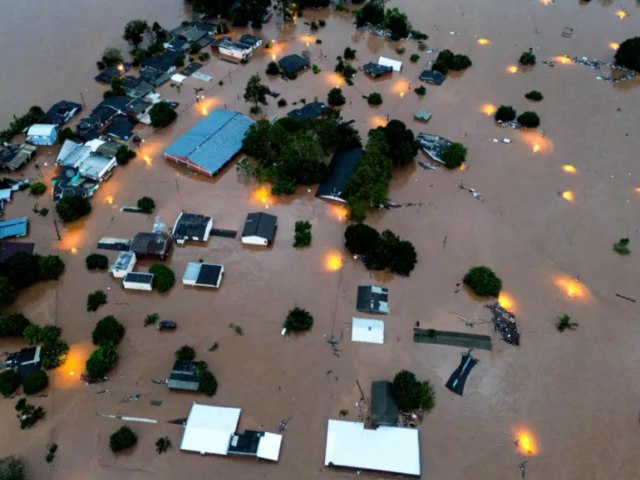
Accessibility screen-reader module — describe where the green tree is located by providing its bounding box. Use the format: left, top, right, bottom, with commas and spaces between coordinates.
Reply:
110, 75, 125, 96
41, 338, 69, 370
156, 437, 172, 454
517, 111, 540, 128
463, 266, 502, 297
149, 264, 175, 293
175, 345, 196, 362
1, 252, 39, 289
284, 306, 314, 332
123, 20, 149, 47
410, 53, 420, 63
327, 87, 346, 107
367, 93, 383, 105
29, 182, 46, 196
87, 290, 107, 312
293, 220, 312, 247
613, 238, 630, 255
85, 342, 118, 380
86, 254, 108, 270
556, 314, 578, 332
615, 37, 640, 72
92, 316, 125, 346
0, 278, 18, 308
414, 85, 426, 95
384, 7, 410, 39
0, 313, 30, 337
115, 145, 136, 166
38, 255, 65, 281
198, 370, 218, 396
344, 223, 380, 256
442, 142, 467, 170
375, 120, 417, 166
525, 90, 543, 101
137, 196, 155, 213
266, 61, 280, 75
519, 51, 536, 66
57, 127, 75, 144
0, 370, 20, 397
149, 102, 177, 128
244, 74, 269, 114
174, 54, 185, 68
495, 105, 516, 123
22, 369, 48, 395
0, 455, 26, 480
56, 195, 91, 222
355, 0, 385, 27
110, 426, 138, 453
343, 47, 356, 60
23, 324, 43, 345
392, 370, 436, 412
101, 47, 123, 67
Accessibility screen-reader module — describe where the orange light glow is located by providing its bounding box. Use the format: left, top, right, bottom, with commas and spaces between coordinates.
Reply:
554, 275, 590, 300
459, 164, 466, 171
553, 55, 573, 65
328, 204, 348, 221
251, 185, 274, 208
615, 9, 628, 19
392, 79, 410, 96
498, 292, 516, 312
53, 343, 93, 389
271, 53, 276, 61
369, 115, 387, 128
609, 42, 620, 50
324, 251, 343, 271
481, 103, 496, 116
143, 155, 152, 166
514, 428, 539, 456
70, 247, 78, 255
519, 130, 553, 154
324, 72, 345, 88
507, 65, 518, 74
105, 195, 114, 205
561, 190, 574, 202
532, 144, 541, 153
477, 38, 490, 45
562, 164, 576, 174
539, 0, 553, 4
635, 187, 640, 194
196, 96, 219, 116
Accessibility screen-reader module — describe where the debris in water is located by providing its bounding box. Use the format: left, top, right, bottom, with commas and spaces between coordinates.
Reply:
487, 303, 520, 346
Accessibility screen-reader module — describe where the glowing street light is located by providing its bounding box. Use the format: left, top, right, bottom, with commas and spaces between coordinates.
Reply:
561, 191, 574, 202
477, 38, 490, 45
481, 103, 497, 116
615, 9, 628, 19
562, 164, 576, 174
609, 42, 620, 50
507, 65, 518, 74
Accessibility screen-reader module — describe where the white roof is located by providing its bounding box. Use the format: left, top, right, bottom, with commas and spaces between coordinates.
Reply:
171, 73, 188, 84
257, 432, 283, 461
378, 56, 402, 72
27, 124, 57, 136
324, 420, 420, 476
180, 403, 241, 455
0, 189, 11, 202
351, 318, 384, 344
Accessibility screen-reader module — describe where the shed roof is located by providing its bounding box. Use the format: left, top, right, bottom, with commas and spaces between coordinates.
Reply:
287, 102, 328, 120
242, 212, 277, 242
0, 241, 35, 262
27, 124, 57, 137
371, 381, 398, 426
356, 285, 389, 315
315, 148, 363, 202
278, 54, 310, 74
130, 232, 172, 257
172, 212, 212, 241
351, 318, 384, 344
324, 420, 420, 476
164, 110, 254, 176
123, 272, 154, 284
181, 403, 242, 455
0, 217, 28, 240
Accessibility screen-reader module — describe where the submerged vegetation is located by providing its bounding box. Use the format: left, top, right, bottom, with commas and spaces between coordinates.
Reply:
463, 266, 502, 297
432, 49, 472, 75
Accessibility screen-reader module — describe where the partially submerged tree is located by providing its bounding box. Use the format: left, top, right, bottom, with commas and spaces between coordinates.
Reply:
615, 37, 640, 72
156, 437, 172, 454
29, 182, 46, 196
463, 266, 502, 297
293, 220, 312, 247
284, 307, 314, 332
0, 456, 26, 480
198, 370, 218, 396
0, 370, 20, 397
519, 51, 536, 66
244, 74, 269, 114
110, 426, 138, 453
86, 254, 108, 270
367, 93, 383, 105
495, 105, 516, 123
137, 196, 155, 213
92, 316, 125, 346
123, 20, 150, 47
115, 145, 136, 166
101, 47, 123, 67
613, 238, 630, 255
525, 90, 543, 102
149, 264, 175, 293
392, 370, 436, 412
85, 342, 118, 380
327, 87, 346, 107
22, 369, 48, 395
87, 290, 107, 312
56, 195, 91, 222
175, 345, 196, 362
517, 111, 540, 128
556, 314, 578, 332
442, 142, 467, 170
375, 119, 417, 166
149, 102, 177, 128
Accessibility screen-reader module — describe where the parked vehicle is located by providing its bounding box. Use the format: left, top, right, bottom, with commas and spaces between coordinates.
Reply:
158, 320, 177, 331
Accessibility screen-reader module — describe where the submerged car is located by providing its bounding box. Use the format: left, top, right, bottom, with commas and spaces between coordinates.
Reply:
158, 320, 177, 331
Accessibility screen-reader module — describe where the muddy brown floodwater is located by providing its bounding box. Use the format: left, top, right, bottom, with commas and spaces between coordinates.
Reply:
1, 0, 640, 479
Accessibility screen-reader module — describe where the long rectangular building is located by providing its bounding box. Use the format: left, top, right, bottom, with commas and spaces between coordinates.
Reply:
164, 110, 254, 177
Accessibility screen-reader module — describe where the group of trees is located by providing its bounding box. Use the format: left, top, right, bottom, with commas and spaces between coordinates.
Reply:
343, 120, 416, 221
525, 90, 543, 102
355, 1, 426, 40
86, 316, 125, 381
335, 56, 357, 84
327, 87, 346, 107
344, 223, 418, 276
244, 74, 270, 113
0, 105, 46, 144
29, 182, 46, 196
293, 220, 312, 248
494, 105, 540, 128
56, 195, 92, 222
23, 324, 69, 370
137, 196, 156, 213
110, 426, 138, 453
0, 456, 26, 480
392, 370, 436, 412
519, 50, 536, 66
0, 252, 65, 308
87, 290, 107, 312
86, 254, 108, 271
366, 93, 383, 105
432, 49, 472, 75
240, 116, 361, 195
174, 346, 218, 396
116, 145, 137, 166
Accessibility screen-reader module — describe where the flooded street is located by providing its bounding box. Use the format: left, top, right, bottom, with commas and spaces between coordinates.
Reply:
1, 0, 640, 479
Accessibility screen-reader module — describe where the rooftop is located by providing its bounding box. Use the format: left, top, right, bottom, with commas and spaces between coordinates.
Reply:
130, 232, 172, 258
164, 110, 254, 176
168, 361, 201, 391
183, 262, 224, 288
363, 62, 393, 78
371, 381, 398, 426
181, 403, 242, 455
241, 212, 277, 242
123, 272, 154, 284
45, 100, 82, 125
26, 124, 57, 137
278, 54, 310, 74
0, 241, 35, 263
0, 144, 37, 171
419, 70, 446, 85
315, 148, 363, 203
0, 217, 28, 240
287, 102, 329, 120
351, 317, 384, 344
356, 285, 389, 315
172, 212, 213, 242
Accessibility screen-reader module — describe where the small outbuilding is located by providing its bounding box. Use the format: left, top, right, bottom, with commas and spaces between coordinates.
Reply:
26, 124, 58, 146
378, 56, 402, 72
356, 285, 389, 315
0, 217, 28, 240
241, 212, 277, 246
316, 148, 363, 203
0, 144, 37, 171
414, 110, 432, 122
122, 272, 154, 291
351, 318, 384, 344
363, 62, 393, 78
237, 34, 262, 50
130, 232, 172, 260
5, 346, 42, 381
278, 54, 310, 74
419, 70, 446, 85
172, 212, 213, 245
183, 262, 224, 288
370, 381, 399, 427
109, 251, 137, 278
168, 361, 201, 391
287, 102, 329, 120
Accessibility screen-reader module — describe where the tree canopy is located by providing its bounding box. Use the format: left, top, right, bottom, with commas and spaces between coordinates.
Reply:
124, 20, 150, 47
115, 145, 136, 165
519, 51, 536, 66
87, 290, 107, 312
110, 426, 138, 453
198, 370, 218, 396
374, 120, 417, 166
0, 455, 26, 480
327, 87, 346, 107
149, 102, 177, 128
525, 90, 543, 102
0, 370, 20, 397
149, 264, 175, 293
392, 370, 436, 412
175, 345, 196, 362
442, 142, 468, 170
86, 342, 118, 380
284, 307, 314, 332
244, 74, 269, 113
432, 49, 472, 74
615, 37, 640, 72
86, 254, 108, 270
137, 196, 155, 213
56, 195, 91, 222
92, 316, 125, 346
517, 111, 540, 128
22, 369, 48, 395
0, 314, 30, 337
495, 105, 516, 123
463, 266, 502, 297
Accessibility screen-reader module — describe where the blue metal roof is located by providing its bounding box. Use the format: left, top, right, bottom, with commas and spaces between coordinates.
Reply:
164, 110, 254, 175
0, 217, 28, 240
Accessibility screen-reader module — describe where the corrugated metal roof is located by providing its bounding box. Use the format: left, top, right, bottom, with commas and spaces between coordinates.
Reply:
164, 110, 254, 175
0, 217, 28, 239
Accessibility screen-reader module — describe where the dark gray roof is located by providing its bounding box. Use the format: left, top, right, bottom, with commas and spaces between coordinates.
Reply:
105, 116, 134, 140
315, 148, 363, 202
126, 97, 152, 116
124, 272, 154, 284
182, 62, 203, 76
130, 232, 172, 258
228, 430, 264, 456
278, 54, 310, 74
363, 62, 393, 78
46, 101, 82, 125
0, 241, 35, 262
242, 212, 277, 242
419, 70, 446, 85
0, 144, 37, 171
287, 102, 328, 120
168, 360, 200, 391
172, 212, 212, 241
371, 381, 398, 426
5, 346, 41, 381
53, 166, 95, 201
356, 285, 389, 315
95, 66, 121, 84
196, 264, 223, 286
238, 34, 261, 48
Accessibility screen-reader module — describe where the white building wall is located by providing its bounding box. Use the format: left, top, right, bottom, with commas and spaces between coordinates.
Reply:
241, 235, 268, 246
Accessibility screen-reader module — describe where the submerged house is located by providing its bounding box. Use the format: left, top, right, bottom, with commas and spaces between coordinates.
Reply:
370, 381, 398, 427
356, 285, 389, 315
164, 110, 254, 177
241, 212, 277, 246
109, 251, 137, 278
351, 318, 385, 345
45, 100, 82, 125
378, 56, 402, 72
122, 272, 154, 291
0, 217, 28, 240
5, 346, 42, 381
130, 231, 172, 260
419, 70, 446, 86
315, 148, 363, 203
55, 139, 117, 184
278, 54, 310, 75
168, 361, 201, 391
140, 53, 177, 87
26, 124, 58, 146
123, 76, 154, 99
172, 212, 213, 245
183, 262, 224, 288
417, 133, 453, 165
287, 102, 329, 120
76, 96, 129, 140
0, 144, 37, 171
363, 62, 393, 78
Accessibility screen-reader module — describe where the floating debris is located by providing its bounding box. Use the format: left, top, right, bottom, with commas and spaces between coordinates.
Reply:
487, 303, 520, 346
418, 161, 437, 170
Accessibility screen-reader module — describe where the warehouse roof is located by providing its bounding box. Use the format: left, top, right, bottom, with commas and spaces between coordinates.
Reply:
0, 217, 28, 240
164, 110, 254, 176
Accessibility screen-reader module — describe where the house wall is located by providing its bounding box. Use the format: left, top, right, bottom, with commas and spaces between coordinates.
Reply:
165, 154, 214, 177
219, 46, 250, 60
123, 280, 153, 291
28, 131, 57, 146
242, 235, 268, 246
